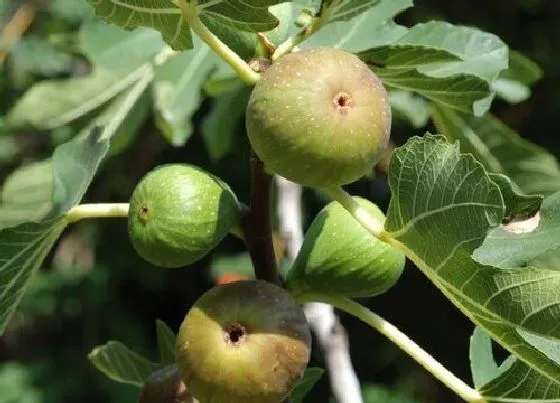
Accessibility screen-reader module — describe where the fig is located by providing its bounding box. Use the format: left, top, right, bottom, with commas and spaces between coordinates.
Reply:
246, 47, 391, 188
287, 197, 405, 298
175, 280, 312, 403
138, 364, 194, 403
128, 164, 241, 268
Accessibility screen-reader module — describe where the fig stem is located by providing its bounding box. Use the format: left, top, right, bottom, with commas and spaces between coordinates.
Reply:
297, 293, 487, 403
271, 2, 337, 61
323, 186, 386, 239
242, 152, 282, 285
66, 203, 129, 223
178, 3, 260, 85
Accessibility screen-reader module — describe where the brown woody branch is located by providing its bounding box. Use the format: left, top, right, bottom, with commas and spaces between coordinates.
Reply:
242, 150, 281, 286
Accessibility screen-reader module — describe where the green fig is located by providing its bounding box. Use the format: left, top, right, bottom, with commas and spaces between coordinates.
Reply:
287, 197, 405, 298
138, 364, 194, 403
246, 47, 391, 188
175, 280, 312, 403
128, 164, 241, 268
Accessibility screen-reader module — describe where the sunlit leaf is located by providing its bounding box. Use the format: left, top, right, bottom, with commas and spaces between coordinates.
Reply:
385, 135, 560, 388
470, 326, 560, 402
88, 341, 161, 386
303, 0, 411, 51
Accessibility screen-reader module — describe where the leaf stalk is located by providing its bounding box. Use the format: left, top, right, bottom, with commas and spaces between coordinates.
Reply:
66, 203, 129, 222
179, 3, 260, 85
297, 293, 487, 403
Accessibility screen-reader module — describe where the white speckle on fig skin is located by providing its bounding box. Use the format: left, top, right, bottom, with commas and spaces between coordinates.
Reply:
246, 47, 391, 187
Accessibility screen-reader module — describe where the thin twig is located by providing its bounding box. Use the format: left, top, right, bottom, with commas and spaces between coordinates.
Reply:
0, 2, 37, 66
242, 151, 281, 285
275, 176, 364, 403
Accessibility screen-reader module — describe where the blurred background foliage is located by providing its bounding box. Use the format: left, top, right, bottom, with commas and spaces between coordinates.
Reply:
0, 0, 559, 402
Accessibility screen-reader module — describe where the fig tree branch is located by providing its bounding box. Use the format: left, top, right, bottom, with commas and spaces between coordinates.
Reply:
275, 176, 364, 403
0, 2, 37, 66
242, 152, 281, 285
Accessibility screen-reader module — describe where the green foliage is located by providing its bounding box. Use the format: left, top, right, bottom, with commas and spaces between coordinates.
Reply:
291, 368, 324, 403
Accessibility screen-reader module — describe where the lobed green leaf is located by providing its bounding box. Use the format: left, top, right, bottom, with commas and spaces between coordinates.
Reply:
385, 135, 560, 387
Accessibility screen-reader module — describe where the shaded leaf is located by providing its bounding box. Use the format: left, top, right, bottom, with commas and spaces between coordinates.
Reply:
362, 383, 419, 403
153, 39, 218, 146
7, 23, 161, 131
290, 367, 324, 403
156, 320, 176, 365
501, 49, 543, 86
375, 68, 490, 115
0, 161, 53, 230
79, 19, 164, 70
11, 36, 73, 76
0, 218, 68, 335
5, 68, 143, 130
389, 90, 430, 128
201, 87, 250, 161
88, 341, 161, 387
432, 104, 560, 195
49, 0, 93, 22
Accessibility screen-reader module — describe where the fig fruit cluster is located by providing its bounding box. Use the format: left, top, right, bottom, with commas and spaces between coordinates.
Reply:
128, 164, 241, 268
175, 280, 311, 403
246, 47, 391, 188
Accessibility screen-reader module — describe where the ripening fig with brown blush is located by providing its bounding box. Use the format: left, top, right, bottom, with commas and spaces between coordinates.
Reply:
246, 47, 391, 188
175, 280, 311, 403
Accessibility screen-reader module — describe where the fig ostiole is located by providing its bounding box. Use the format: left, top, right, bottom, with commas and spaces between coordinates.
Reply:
246, 47, 391, 188
138, 364, 194, 403
175, 280, 312, 403
286, 197, 405, 298
128, 164, 241, 268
